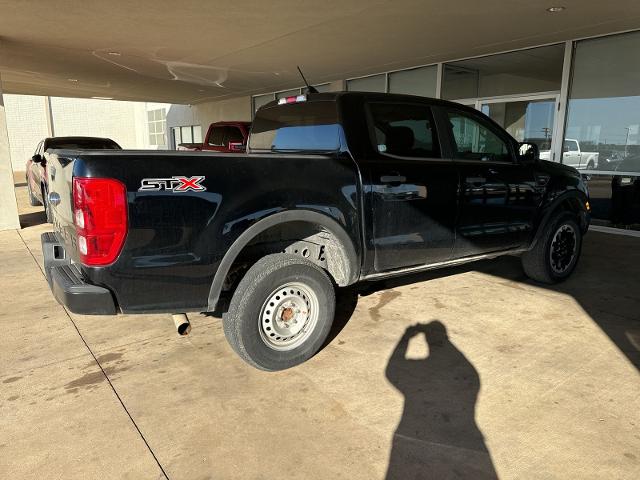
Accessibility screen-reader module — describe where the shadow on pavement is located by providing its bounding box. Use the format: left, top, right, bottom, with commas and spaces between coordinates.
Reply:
385, 322, 498, 480
331, 231, 638, 479
19, 210, 48, 228
354, 231, 640, 370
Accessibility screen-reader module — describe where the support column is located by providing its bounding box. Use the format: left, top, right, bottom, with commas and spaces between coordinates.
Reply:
0, 75, 21, 230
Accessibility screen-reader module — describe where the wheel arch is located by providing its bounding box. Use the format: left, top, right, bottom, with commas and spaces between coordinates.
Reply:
207, 210, 360, 311
530, 190, 589, 250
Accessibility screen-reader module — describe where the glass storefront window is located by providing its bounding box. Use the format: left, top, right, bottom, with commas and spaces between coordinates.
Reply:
565, 31, 640, 174
312, 83, 332, 93
442, 65, 478, 100
442, 44, 564, 100
481, 98, 556, 154
388, 66, 437, 97
253, 94, 275, 113
276, 89, 302, 99
347, 74, 386, 93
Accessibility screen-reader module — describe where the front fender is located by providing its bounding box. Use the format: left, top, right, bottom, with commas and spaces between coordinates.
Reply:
529, 190, 590, 250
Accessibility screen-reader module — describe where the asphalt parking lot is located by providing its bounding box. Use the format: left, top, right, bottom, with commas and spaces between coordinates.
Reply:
2, 181, 639, 480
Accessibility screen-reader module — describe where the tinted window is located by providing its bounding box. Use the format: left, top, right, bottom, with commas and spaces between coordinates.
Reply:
225, 127, 244, 144
209, 127, 225, 146
447, 110, 510, 162
45, 138, 121, 150
368, 103, 440, 158
249, 101, 341, 152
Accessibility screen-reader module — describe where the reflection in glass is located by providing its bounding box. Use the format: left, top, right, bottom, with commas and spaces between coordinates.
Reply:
565, 31, 640, 175
481, 99, 555, 156
565, 31, 640, 228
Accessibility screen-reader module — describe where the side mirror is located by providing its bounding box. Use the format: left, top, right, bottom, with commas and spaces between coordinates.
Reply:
32, 154, 43, 163
228, 141, 245, 152
518, 142, 539, 163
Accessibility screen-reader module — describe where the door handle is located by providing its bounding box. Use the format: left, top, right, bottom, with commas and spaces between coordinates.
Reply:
380, 175, 407, 185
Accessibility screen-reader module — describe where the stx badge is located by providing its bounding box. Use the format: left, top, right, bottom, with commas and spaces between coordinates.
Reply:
139, 176, 206, 192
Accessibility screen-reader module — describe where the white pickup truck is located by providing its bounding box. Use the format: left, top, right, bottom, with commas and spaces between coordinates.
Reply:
539, 139, 599, 170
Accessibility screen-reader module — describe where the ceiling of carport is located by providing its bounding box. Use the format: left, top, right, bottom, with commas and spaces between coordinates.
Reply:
0, 0, 639, 104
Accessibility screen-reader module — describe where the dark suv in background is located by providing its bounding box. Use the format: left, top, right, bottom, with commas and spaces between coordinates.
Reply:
26, 136, 121, 221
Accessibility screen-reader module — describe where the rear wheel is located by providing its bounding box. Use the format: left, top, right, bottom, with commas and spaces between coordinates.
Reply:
521, 212, 582, 284
223, 253, 335, 371
27, 178, 41, 206
42, 185, 53, 223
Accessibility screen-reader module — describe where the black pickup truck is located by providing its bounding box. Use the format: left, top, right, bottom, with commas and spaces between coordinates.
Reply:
42, 92, 590, 370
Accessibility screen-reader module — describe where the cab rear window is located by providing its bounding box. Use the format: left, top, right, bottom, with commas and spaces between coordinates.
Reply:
249, 101, 342, 152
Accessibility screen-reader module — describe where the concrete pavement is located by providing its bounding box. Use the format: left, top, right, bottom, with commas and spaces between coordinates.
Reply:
1, 181, 639, 479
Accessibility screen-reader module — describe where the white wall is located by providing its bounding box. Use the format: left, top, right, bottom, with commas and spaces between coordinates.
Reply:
4, 95, 50, 171
4, 95, 170, 171
49, 97, 140, 148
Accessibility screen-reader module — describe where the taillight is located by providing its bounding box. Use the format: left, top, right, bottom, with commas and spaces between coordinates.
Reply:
73, 177, 128, 266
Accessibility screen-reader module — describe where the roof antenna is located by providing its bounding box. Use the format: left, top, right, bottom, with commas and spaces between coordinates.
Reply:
297, 66, 319, 94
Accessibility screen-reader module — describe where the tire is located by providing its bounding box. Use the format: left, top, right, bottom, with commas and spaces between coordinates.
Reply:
27, 178, 41, 206
223, 253, 336, 371
42, 185, 53, 223
521, 212, 582, 284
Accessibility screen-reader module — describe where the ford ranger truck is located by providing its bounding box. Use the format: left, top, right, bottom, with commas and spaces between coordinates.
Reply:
42, 92, 590, 371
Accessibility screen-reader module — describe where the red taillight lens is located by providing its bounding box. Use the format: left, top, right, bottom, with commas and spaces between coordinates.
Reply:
73, 177, 128, 266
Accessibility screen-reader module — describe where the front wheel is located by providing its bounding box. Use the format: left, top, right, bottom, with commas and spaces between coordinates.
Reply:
223, 254, 336, 371
521, 212, 582, 284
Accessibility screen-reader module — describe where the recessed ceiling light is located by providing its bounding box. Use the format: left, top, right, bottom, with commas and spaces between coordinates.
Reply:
67, 78, 78, 82
546, 6, 566, 12
107, 51, 121, 56
91, 96, 113, 100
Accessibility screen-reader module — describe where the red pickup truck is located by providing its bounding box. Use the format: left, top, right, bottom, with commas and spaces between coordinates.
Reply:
177, 121, 251, 152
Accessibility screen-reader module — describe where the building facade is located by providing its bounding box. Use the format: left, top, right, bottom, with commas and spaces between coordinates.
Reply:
5, 95, 170, 172
167, 29, 640, 230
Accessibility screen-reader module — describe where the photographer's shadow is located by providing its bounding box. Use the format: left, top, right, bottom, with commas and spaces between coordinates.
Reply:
385, 321, 498, 480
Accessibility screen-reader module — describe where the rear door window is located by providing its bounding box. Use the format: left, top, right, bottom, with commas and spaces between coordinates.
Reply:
249, 101, 342, 152
367, 102, 440, 158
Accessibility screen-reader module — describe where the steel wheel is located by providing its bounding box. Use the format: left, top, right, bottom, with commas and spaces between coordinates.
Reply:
259, 282, 320, 351
549, 224, 577, 275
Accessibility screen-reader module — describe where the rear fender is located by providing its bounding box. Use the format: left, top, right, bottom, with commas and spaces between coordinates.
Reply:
206, 210, 360, 311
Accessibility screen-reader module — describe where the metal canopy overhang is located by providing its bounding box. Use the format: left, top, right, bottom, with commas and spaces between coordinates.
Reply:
0, 0, 639, 104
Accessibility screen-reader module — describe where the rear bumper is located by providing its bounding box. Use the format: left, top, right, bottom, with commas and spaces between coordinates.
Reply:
41, 232, 117, 315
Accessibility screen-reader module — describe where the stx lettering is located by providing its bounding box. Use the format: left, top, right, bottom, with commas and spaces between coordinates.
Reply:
139, 176, 206, 192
